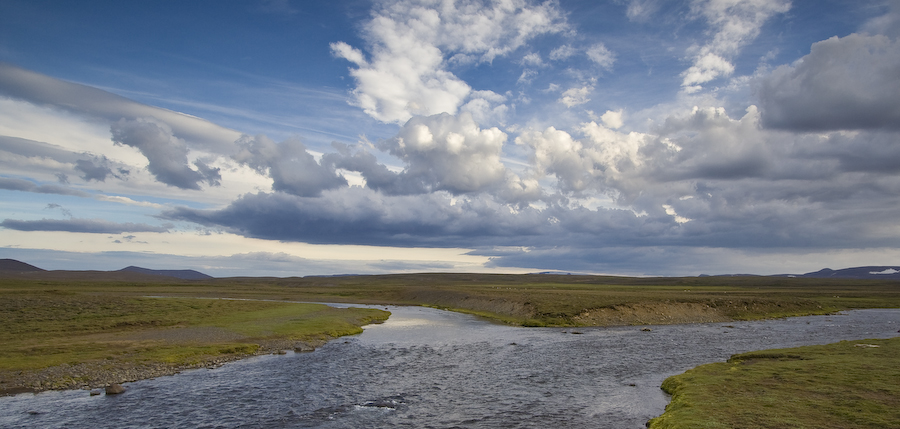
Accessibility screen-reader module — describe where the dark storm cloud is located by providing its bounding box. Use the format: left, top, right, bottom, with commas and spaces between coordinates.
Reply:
162, 188, 579, 247
111, 118, 220, 190
758, 33, 900, 131
0, 218, 170, 234
159, 182, 872, 252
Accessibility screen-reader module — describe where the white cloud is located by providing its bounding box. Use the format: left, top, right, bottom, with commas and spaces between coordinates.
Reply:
331, 0, 568, 124
681, 52, 735, 90
461, 90, 509, 125
559, 85, 593, 107
380, 112, 510, 194
329, 41, 367, 67
681, 0, 791, 91
521, 52, 544, 66
625, 0, 661, 22
600, 109, 625, 129
586, 43, 616, 70
549, 44, 577, 60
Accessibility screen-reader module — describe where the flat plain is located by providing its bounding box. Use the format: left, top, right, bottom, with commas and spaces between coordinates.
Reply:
1, 271, 898, 428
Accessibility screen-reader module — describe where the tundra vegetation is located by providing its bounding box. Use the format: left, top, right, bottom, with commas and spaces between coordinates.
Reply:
647, 337, 900, 428
1, 271, 898, 421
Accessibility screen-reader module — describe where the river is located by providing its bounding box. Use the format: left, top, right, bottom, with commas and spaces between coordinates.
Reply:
1, 306, 897, 428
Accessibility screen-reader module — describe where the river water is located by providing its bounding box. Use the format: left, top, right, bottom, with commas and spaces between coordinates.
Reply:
1, 307, 898, 428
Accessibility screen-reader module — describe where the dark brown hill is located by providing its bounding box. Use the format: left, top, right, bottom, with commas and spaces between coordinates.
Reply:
0, 259, 45, 272
118, 266, 212, 280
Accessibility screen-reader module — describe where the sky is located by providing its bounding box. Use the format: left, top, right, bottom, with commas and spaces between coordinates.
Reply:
1, 0, 900, 277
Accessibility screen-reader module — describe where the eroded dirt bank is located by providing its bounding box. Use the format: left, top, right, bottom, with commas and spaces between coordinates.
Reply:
572, 302, 732, 326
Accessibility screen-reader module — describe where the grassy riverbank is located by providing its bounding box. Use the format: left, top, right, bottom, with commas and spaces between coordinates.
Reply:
0, 282, 389, 394
209, 273, 900, 326
647, 337, 900, 428
1, 272, 898, 394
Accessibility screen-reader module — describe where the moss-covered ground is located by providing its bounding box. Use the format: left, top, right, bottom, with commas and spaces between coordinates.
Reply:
647, 337, 900, 428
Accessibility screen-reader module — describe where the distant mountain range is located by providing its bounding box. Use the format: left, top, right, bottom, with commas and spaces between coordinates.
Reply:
1, 258, 898, 280
776, 266, 900, 280
0, 259, 212, 280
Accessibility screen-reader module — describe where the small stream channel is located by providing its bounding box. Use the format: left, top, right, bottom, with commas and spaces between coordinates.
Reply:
1, 306, 898, 428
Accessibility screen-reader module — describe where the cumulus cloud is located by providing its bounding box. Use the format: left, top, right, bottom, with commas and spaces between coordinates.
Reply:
234, 134, 346, 197
681, 0, 791, 91
1, 218, 169, 234
516, 120, 650, 194
111, 118, 221, 190
157, 93, 900, 271
460, 90, 509, 125
600, 109, 624, 129
758, 33, 900, 131
379, 112, 510, 194
331, 0, 567, 123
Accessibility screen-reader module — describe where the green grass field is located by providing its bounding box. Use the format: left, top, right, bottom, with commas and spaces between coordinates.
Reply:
0, 280, 389, 392
203, 273, 900, 326
647, 337, 900, 428
0, 272, 897, 396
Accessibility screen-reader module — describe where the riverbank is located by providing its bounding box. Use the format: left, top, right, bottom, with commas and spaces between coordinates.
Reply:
0, 287, 389, 395
647, 336, 900, 428
209, 273, 900, 326
2, 273, 898, 395
0, 336, 335, 395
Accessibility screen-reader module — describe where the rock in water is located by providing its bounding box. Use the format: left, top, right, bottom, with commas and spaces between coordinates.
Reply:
294, 343, 315, 353
105, 383, 126, 395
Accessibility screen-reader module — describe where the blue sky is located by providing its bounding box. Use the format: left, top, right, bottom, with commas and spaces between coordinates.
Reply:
2, 0, 899, 277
